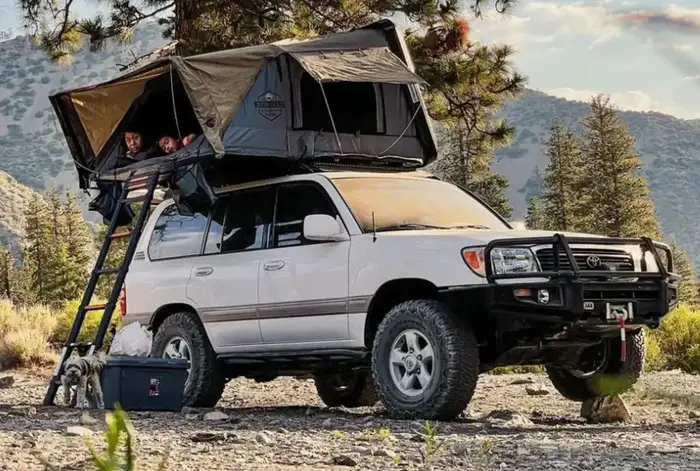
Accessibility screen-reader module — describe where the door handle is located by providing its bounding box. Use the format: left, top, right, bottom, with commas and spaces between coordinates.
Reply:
195, 266, 213, 277
263, 260, 286, 271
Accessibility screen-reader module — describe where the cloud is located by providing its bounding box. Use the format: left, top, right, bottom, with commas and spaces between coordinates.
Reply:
471, 1, 624, 48
544, 87, 699, 118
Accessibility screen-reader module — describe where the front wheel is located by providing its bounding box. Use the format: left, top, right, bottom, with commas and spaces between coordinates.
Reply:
314, 371, 378, 407
371, 299, 479, 421
151, 311, 226, 407
546, 329, 646, 401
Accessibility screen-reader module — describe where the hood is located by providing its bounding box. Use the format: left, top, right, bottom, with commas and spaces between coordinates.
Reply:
377, 227, 606, 245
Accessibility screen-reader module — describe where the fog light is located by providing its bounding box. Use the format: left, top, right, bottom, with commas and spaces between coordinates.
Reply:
537, 289, 550, 304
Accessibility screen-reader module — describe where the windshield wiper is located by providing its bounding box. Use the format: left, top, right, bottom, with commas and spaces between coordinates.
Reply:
450, 224, 491, 229
375, 223, 450, 232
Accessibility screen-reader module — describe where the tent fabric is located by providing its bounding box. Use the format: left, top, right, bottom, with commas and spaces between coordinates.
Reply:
71, 66, 169, 157
289, 48, 427, 84
50, 19, 438, 188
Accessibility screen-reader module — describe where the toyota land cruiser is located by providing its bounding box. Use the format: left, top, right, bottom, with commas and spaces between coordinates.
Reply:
122, 170, 678, 420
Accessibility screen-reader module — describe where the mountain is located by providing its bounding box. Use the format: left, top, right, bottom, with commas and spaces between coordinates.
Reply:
0, 24, 168, 217
0, 171, 38, 258
1, 27, 700, 270
492, 89, 700, 269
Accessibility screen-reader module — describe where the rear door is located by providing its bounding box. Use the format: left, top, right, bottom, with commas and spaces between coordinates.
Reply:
126, 203, 207, 326
258, 181, 351, 346
186, 185, 276, 351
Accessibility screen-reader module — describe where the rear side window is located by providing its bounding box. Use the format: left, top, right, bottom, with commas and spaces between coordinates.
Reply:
204, 186, 276, 254
148, 204, 208, 260
272, 183, 337, 248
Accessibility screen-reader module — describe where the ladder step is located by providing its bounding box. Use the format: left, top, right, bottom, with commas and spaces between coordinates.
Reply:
110, 231, 132, 239
66, 342, 93, 348
96, 267, 120, 275
84, 303, 107, 311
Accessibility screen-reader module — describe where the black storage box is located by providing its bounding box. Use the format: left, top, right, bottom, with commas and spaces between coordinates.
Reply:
100, 356, 189, 411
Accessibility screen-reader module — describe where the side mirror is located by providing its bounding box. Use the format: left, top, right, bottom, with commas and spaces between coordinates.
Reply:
303, 214, 347, 241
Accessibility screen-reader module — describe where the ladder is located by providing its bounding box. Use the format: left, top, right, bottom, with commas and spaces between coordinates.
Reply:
43, 171, 161, 406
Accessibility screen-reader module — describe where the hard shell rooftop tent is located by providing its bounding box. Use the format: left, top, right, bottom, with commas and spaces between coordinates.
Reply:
50, 19, 438, 190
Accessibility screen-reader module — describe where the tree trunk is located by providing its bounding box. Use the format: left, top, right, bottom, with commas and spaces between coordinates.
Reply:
175, 0, 202, 55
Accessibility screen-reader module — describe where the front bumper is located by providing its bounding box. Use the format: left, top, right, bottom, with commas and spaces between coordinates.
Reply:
483, 234, 679, 329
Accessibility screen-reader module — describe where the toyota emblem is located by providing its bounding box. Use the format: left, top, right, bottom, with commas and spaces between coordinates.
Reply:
586, 255, 602, 269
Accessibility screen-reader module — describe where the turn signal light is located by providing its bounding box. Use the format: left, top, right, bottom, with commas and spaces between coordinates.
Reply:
462, 248, 486, 276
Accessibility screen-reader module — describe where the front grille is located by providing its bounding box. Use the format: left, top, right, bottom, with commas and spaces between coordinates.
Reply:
536, 248, 634, 272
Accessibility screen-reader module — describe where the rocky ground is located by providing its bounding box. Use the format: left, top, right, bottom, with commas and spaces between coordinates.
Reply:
0, 370, 699, 470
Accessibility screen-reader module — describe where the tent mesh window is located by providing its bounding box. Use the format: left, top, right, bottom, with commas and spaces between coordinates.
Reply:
300, 73, 378, 135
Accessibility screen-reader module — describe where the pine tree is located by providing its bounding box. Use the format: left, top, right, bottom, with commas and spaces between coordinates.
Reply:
62, 191, 94, 300
579, 95, 660, 238
0, 245, 13, 299
23, 193, 70, 305
19, 1, 515, 61
537, 120, 585, 231
525, 196, 546, 230
669, 240, 698, 307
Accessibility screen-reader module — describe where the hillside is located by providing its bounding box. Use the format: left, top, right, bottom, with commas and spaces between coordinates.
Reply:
0, 23, 167, 214
1, 26, 700, 269
492, 89, 700, 269
0, 171, 38, 258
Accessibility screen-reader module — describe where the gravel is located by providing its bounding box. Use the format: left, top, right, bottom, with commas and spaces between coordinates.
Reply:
0, 370, 699, 470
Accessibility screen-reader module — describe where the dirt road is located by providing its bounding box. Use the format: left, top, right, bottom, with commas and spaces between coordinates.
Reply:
1, 370, 699, 470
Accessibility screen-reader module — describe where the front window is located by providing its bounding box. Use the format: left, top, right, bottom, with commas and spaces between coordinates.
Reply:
331, 177, 509, 232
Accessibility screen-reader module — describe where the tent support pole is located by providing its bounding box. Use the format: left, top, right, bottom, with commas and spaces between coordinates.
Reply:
319, 82, 344, 155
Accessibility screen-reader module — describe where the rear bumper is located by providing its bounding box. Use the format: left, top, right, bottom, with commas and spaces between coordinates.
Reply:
482, 234, 679, 329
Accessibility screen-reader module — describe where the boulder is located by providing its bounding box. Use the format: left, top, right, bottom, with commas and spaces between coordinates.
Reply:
581, 396, 631, 423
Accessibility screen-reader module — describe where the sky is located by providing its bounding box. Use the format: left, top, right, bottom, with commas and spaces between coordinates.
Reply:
3, 0, 700, 119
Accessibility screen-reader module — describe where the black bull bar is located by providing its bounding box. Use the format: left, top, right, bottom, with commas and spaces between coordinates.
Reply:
482, 234, 680, 324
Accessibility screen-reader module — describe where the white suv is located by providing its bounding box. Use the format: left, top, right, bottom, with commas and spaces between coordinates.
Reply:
123, 170, 677, 420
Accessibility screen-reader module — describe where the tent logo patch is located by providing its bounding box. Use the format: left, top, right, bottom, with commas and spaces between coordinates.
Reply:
255, 91, 285, 121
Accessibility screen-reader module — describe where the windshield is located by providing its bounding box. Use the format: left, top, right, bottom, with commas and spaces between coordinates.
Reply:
331, 177, 510, 232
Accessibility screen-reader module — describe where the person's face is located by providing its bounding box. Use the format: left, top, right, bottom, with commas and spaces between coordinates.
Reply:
159, 136, 180, 154
124, 132, 142, 154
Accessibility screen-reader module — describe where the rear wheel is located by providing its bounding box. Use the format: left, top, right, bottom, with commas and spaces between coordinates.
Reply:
546, 330, 645, 401
314, 371, 378, 407
371, 299, 479, 420
151, 311, 226, 407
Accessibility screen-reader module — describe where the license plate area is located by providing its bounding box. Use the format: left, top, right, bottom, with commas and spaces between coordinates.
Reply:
606, 302, 634, 322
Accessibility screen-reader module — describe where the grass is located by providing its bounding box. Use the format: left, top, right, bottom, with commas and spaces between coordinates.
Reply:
0, 297, 122, 369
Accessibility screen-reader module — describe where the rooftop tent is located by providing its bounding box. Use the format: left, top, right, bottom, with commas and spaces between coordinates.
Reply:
50, 19, 438, 189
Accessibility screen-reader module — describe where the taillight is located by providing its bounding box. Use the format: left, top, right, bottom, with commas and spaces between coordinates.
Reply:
119, 287, 127, 317
462, 247, 486, 277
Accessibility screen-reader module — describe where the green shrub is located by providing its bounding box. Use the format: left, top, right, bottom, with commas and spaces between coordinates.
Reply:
52, 299, 122, 348
646, 304, 700, 373
0, 299, 58, 368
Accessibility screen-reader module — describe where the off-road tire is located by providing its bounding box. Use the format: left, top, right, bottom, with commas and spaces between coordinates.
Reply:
371, 299, 479, 420
314, 371, 379, 407
151, 311, 226, 407
546, 329, 646, 401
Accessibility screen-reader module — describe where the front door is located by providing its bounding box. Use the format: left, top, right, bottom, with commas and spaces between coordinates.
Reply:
258, 182, 351, 346
186, 186, 276, 351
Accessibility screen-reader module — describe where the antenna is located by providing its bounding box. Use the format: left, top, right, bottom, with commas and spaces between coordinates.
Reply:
372, 211, 377, 243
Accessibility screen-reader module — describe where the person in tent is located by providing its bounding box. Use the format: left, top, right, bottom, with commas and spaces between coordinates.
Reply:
114, 129, 162, 168
158, 133, 198, 154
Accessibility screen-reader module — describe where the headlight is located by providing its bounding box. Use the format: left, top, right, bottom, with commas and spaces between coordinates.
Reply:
491, 247, 539, 274
462, 247, 540, 277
